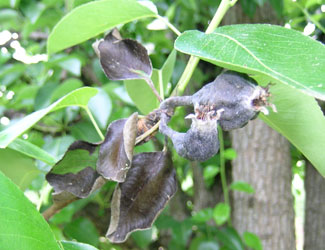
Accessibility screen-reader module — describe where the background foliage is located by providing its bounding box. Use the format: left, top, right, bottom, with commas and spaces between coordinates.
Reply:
0, 0, 324, 249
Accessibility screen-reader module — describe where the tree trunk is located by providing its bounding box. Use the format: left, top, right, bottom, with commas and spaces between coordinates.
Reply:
223, 3, 296, 250
231, 119, 295, 250
304, 162, 325, 250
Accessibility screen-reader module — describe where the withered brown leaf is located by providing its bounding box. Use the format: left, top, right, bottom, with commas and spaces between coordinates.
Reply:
97, 113, 138, 182
94, 29, 152, 80
106, 151, 177, 243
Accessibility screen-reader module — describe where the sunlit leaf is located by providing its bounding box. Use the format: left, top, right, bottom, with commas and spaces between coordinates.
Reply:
97, 113, 138, 182
47, 0, 157, 55
175, 25, 325, 100
0, 171, 61, 250
107, 152, 177, 243
261, 84, 325, 177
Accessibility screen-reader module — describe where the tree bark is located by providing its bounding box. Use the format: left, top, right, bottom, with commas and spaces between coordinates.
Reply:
222, 3, 296, 250
304, 162, 325, 250
231, 119, 295, 250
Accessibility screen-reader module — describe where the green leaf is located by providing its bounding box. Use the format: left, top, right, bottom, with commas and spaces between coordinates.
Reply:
88, 87, 112, 130
175, 24, 325, 100
243, 232, 263, 250
224, 148, 237, 160
125, 69, 160, 114
51, 148, 98, 174
213, 202, 230, 226
190, 236, 219, 250
191, 207, 213, 223
0, 171, 61, 250
8, 138, 57, 165
0, 148, 40, 190
203, 165, 220, 180
63, 217, 99, 247
230, 181, 255, 194
131, 228, 153, 249
0, 87, 98, 148
215, 227, 244, 250
51, 78, 83, 102
47, 0, 157, 55
161, 49, 177, 94
260, 83, 325, 177
61, 241, 99, 250
125, 50, 176, 114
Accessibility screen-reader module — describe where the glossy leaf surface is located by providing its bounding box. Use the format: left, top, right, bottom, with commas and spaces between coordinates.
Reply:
0, 171, 61, 250
175, 25, 325, 100
47, 0, 157, 54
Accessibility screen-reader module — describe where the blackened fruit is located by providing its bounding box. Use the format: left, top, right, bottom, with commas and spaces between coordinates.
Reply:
159, 108, 223, 162
192, 71, 272, 131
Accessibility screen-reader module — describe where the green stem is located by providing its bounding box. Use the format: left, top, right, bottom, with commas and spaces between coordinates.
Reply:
157, 15, 182, 36
85, 107, 105, 141
218, 126, 231, 226
172, 0, 238, 96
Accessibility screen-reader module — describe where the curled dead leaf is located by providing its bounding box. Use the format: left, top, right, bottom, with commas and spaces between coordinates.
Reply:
97, 113, 138, 182
106, 151, 177, 243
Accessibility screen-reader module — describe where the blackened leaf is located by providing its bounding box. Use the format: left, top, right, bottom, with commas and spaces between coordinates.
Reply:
95, 29, 152, 80
107, 151, 177, 243
46, 141, 105, 198
97, 113, 138, 182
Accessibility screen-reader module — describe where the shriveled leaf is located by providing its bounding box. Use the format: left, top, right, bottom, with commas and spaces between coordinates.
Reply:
175, 25, 325, 100
46, 141, 105, 198
95, 29, 152, 80
0, 87, 98, 148
47, 0, 157, 55
97, 113, 138, 182
107, 151, 177, 243
0, 171, 61, 250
